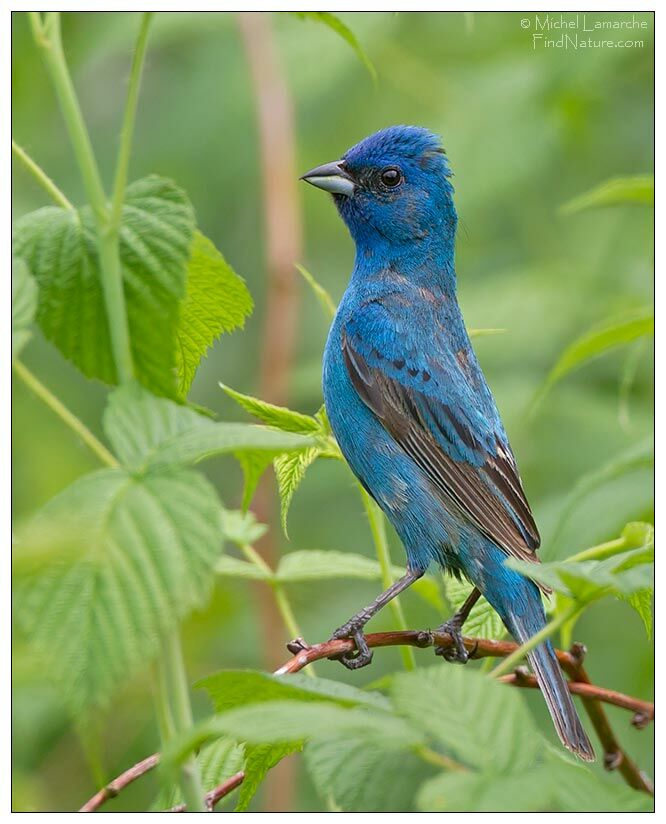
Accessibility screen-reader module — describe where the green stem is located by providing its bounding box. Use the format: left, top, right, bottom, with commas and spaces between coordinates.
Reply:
30, 11, 135, 383
109, 12, 153, 232
491, 604, 580, 678
13, 360, 119, 468
96, 235, 135, 383
240, 541, 272, 575
29, 13, 108, 222
154, 660, 177, 741
12, 139, 75, 210
240, 544, 316, 677
567, 537, 626, 564
157, 634, 206, 812
359, 487, 415, 671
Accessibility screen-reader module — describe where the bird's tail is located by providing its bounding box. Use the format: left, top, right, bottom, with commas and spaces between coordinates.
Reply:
510, 619, 595, 762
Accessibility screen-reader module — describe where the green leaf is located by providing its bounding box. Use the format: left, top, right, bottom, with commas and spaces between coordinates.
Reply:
195, 701, 421, 749
153, 737, 244, 810
216, 555, 271, 581
12, 257, 38, 359
236, 742, 301, 812
391, 666, 541, 772
103, 382, 203, 470
235, 449, 276, 511
175, 232, 253, 398
104, 382, 316, 471
220, 383, 321, 433
150, 423, 314, 470
532, 310, 654, 412
13, 176, 195, 397
295, 263, 336, 320
272, 549, 442, 609
548, 750, 653, 812
290, 12, 377, 81
417, 768, 556, 812
444, 576, 505, 639
197, 670, 390, 714
561, 175, 654, 214
305, 735, 432, 812
623, 588, 653, 638
274, 447, 321, 536
13, 466, 223, 709
419, 748, 654, 812
275, 549, 394, 583
508, 523, 654, 605
220, 509, 268, 546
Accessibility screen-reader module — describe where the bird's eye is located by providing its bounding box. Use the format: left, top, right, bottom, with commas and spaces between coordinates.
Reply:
380, 167, 402, 188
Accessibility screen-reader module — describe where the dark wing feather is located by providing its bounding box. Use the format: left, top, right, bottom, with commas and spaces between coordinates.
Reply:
342, 330, 542, 571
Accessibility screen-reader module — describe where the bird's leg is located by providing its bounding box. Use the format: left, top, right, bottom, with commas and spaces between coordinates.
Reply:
330, 567, 424, 670
435, 586, 481, 664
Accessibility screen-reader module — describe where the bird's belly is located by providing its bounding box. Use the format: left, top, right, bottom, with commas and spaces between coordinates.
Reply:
323, 335, 471, 573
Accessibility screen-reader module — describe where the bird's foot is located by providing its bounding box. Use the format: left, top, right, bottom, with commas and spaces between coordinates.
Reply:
434, 619, 471, 664
329, 620, 373, 670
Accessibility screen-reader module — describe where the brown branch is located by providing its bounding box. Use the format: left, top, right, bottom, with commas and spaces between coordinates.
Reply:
499, 668, 654, 718
80, 755, 244, 813
81, 629, 653, 811
277, 630, 654, 797
79, 753, 161, 812
168, 771, 245, 812
559, 642, 654, 795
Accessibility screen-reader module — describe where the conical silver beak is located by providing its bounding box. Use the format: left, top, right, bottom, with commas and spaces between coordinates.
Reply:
300, 160, 356, 196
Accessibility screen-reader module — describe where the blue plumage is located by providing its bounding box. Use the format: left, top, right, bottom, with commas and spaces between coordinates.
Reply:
302, 125, 594, 761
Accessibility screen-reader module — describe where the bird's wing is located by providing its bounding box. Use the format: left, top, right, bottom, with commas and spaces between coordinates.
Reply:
342, 299, 541, 569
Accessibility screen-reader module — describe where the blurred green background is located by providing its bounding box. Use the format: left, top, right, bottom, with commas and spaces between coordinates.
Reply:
12, 11, 653, 811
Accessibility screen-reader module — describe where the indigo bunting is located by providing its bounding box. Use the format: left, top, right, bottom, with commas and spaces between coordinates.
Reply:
301, 125, 594, 761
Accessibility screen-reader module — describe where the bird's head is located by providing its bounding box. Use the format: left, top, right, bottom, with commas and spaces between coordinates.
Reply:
301, 125, 457, 254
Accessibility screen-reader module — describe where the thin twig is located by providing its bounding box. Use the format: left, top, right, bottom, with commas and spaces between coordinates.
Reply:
79, 754, 160, 812
560, 643, 654, 795
498, 668, 654, 718
80, 757, 244, 813
168, 771, 245, 812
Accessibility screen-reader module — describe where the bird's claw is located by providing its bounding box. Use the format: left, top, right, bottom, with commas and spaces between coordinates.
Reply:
329, 622, 373, 670
434, 620, 470, 664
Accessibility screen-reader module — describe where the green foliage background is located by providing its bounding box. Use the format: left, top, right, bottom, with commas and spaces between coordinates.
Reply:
12, 11, 653, 812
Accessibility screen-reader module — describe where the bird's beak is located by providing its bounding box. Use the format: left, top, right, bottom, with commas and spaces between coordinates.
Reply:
300, 160, 356, 197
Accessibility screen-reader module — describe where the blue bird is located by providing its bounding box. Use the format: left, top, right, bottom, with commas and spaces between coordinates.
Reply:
301, 125, 594, 761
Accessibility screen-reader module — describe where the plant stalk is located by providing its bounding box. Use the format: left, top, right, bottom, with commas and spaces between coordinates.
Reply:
359, 487, 416, 670
29, 13, 108, 222
109, 12, 153, 232
240, 543, 316, 677
157, 634, 206, 812
568, 536, 627, 564
12, 139, 75, 211
13, 360, 119, 468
